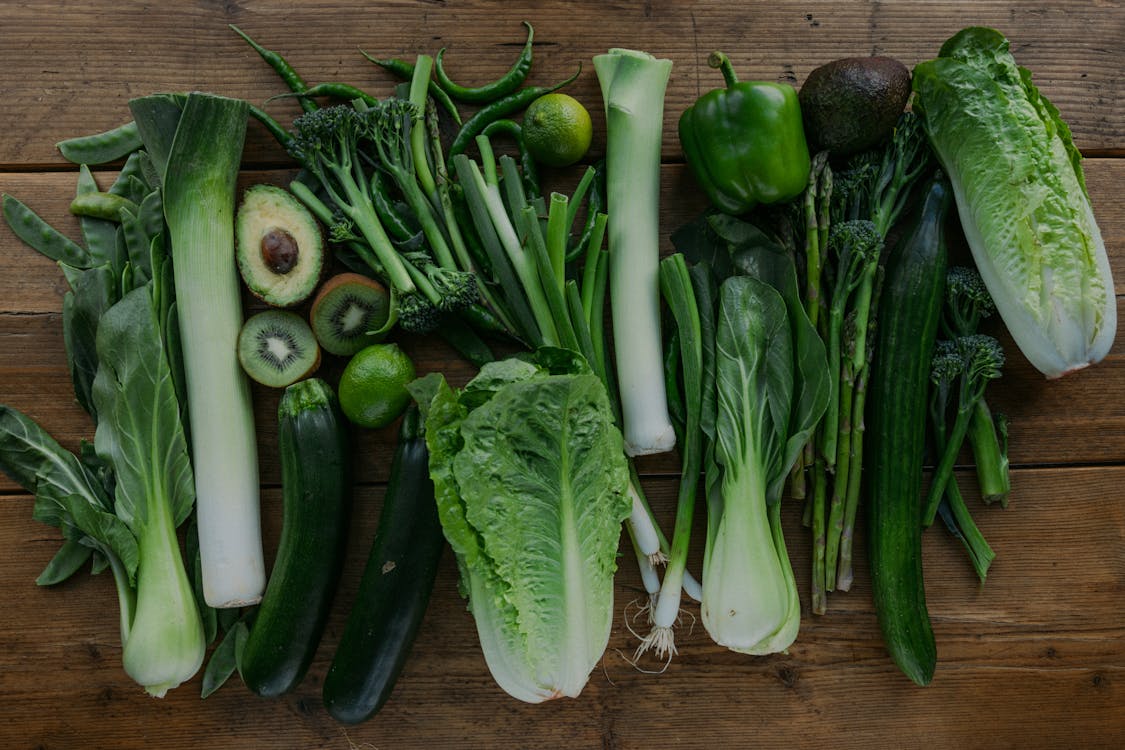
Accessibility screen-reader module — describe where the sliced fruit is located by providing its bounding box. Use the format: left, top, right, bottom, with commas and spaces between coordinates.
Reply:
310, 273, 392, 357
236, 184, 325, 307
238, 310, 321, 388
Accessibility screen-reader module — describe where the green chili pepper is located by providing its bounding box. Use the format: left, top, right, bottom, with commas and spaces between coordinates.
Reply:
678, 51, 811, 215
434, 21, 534, 103
361, 51, 463, 126
448, 64, 581, 162
230, 24, 318, 114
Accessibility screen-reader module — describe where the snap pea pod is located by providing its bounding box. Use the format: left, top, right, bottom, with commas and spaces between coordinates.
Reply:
447, 65, 581, 161
480, 119, 540, 200
229, 24, 318, 114
69, 191, 139, 222
56, 120, 142, 165
361, 51, 463, 125
2, 194, 91, 267
433, 21, 534, 103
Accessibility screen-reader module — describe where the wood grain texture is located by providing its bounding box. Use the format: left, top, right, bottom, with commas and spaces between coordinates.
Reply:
0, 1, 1122, 748
0, 1, 1122, 168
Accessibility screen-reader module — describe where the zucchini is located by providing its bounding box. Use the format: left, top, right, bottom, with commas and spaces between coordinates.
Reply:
239, 378, 352, 697
864, 172, 951, 686
323, 404, 443, 724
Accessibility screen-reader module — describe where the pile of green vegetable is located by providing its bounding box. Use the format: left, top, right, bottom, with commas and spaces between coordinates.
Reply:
0, 21, 1115, 715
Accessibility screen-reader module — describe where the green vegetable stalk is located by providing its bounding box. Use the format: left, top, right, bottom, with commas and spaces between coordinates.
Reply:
594, 47, 677, 457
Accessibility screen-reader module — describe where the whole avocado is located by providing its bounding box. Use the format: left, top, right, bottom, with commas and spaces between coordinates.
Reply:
799, 57, 911, 156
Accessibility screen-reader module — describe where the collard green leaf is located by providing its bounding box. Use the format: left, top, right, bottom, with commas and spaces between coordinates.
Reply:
0, 405, 138, 578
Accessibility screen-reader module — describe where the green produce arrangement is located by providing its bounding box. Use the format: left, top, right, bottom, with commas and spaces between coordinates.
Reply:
0, 21, 1115, 721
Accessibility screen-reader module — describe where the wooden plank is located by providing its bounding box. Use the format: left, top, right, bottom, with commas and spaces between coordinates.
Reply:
1, 466, 1123, 748
2, 291, 1122, 494
0, 1, 1122, 168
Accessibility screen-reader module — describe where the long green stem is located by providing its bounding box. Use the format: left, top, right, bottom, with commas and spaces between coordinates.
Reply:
969, 399, 1010, 506
923, 405, 974, 526
939, 478, 995, 582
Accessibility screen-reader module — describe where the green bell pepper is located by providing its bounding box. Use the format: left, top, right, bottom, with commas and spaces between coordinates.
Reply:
679, 51, 811, 215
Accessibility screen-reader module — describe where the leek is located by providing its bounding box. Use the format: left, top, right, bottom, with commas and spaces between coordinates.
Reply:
153, 92, 265, 608
594, 48, 676, 457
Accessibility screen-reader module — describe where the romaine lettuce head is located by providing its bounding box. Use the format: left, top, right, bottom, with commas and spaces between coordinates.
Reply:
411, 354, 630, 702
913, 27, 1116, 378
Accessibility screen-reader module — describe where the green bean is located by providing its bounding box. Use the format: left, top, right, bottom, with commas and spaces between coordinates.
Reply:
56, 121, 142, 165
481, 119, 540, 199
361, 50, 463, 125
69, 191, 140, 222
109, 151, 153, 204
434, 21, 534, 103
448, 64, 581, 162
229, 24, 318, 114
3, 194, 90, 267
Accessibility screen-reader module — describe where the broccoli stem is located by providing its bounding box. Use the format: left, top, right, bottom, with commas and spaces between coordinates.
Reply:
969, 399, 1011, 506
937, 477, 995, 582
334, 167, 417, 293
924, 404, 975, 527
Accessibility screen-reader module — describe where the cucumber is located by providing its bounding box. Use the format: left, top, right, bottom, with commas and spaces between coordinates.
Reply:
239, 378, 352, 697
864, 172, 951, 686
323, 404, 444, 724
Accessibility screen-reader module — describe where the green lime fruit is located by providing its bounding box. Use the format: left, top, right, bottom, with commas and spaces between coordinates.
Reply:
337, 343, 416, 429
523, 93, 593, 168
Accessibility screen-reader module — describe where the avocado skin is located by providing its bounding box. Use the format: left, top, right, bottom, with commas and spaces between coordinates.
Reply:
799, 57, 911, 156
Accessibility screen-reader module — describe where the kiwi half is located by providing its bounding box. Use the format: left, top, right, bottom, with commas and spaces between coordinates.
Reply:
309, 273, 391, 357
238, 310, 321, 388
236, 184, 325, 307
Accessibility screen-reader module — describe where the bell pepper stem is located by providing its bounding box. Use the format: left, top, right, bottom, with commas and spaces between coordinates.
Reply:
707, 51, 739, 87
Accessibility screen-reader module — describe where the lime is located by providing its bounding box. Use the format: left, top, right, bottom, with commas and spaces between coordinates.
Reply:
523, 93, 593, 168
337, 343, 415, 429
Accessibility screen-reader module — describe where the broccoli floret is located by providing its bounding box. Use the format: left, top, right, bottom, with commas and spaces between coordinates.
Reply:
828, 219, 882, 297
403, 251, 479, 313
923, 333, 1005, 526
288, 104, 417, 296
944, 266, 996, 337
396, 291, 441, 333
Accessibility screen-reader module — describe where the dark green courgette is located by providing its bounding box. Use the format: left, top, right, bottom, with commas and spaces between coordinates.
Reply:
239, 378, 352, 697
864, 172, 951, 686
323, 404, 444, 724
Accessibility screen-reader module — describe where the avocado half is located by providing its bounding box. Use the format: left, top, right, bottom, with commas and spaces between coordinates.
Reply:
236, 184, 325, 307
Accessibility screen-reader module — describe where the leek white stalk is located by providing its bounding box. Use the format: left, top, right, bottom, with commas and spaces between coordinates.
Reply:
161, 93, 265, 608
594, 48, 676, 456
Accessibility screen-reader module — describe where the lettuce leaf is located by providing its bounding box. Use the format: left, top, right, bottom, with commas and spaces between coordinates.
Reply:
913, 27, 1116, 378
414, 355, 630, 702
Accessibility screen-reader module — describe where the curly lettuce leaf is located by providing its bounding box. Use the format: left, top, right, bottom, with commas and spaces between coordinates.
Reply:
415, 360, 629, 703
913, 27, 1116, 378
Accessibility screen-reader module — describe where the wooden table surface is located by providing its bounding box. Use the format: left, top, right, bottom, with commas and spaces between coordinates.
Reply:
1, 2, 1123, 748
